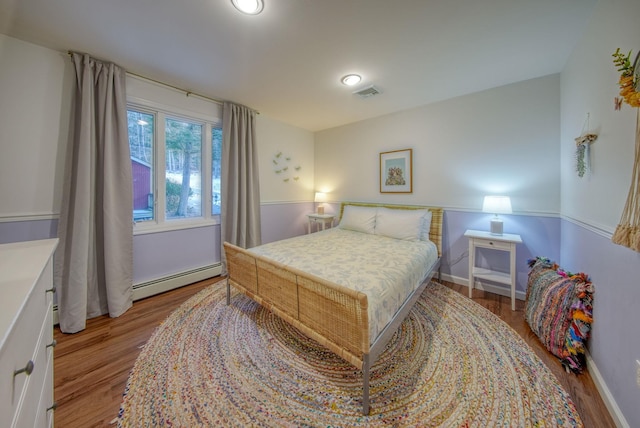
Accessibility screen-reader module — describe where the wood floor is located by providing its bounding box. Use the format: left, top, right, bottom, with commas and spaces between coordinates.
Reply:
53, 278, 616, 427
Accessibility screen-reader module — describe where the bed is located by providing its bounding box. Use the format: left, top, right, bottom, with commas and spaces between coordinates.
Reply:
223, 202, 443, 414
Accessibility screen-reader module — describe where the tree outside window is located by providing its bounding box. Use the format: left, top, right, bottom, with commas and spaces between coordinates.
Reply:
127, 107, 221, 226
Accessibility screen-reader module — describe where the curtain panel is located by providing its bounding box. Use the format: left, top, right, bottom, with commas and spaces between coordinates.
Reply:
54, 53, 133, 333
221, 102, 262, 271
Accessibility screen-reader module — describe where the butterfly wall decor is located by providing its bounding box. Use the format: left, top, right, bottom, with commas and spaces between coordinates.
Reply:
614, 97, 623, 110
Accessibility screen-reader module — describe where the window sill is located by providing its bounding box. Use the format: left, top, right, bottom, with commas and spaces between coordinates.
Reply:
133, 218, 220, 236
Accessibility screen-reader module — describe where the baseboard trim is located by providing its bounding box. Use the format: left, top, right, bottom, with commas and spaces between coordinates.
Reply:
53, 264, 222, 325
439, 273, 526, 301
586, 351, 629, 428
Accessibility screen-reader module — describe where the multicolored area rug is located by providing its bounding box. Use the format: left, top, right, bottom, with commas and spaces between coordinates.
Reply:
117, 281, 583, 427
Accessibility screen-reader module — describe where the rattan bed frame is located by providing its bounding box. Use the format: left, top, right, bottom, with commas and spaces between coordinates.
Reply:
223, 202, 443, 415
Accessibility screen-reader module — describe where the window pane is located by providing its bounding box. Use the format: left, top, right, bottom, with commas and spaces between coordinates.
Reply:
128, 110, 155, 222
165, 118, 202, 219
212, 126, 222, 215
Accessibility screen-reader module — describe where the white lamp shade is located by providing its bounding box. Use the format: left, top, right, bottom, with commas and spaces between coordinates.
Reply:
314, 192, 327, 203
482, 196, 512, 214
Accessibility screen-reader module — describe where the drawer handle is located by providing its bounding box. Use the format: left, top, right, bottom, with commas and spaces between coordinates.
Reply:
47, 339, 57, 348
14, 360, 35, 377
47, 402, 58, 412
46, 286, 56, 294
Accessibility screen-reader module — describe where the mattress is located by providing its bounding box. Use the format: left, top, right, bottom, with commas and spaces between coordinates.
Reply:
249, 228, 438, 342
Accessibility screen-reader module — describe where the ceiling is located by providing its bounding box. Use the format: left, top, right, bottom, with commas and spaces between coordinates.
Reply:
0, 0, 596, 132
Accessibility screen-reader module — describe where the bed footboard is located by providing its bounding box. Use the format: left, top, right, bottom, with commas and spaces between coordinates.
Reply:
224, 242, 370, 369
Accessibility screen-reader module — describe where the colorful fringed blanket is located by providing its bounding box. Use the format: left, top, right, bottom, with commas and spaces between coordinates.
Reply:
525, 257, 594, 373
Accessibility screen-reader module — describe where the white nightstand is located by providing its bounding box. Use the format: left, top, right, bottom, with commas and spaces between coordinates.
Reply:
464, 229, 522, 311
307, 213, 335, 234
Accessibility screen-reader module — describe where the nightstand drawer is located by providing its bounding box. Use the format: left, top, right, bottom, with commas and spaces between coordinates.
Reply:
473, 238, 512, 251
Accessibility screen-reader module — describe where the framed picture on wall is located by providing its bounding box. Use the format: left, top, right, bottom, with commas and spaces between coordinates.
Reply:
380, 148, 413, 193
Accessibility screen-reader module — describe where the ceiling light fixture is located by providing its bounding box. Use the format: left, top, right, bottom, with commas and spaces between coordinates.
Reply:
231, 0, 264, 15
341, 74, 362, 86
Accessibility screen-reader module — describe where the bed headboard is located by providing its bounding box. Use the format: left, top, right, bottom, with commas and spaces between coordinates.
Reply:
338, 202, 444, 257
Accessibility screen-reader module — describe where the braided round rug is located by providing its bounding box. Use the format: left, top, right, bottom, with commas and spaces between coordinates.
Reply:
117, 281, 583, 427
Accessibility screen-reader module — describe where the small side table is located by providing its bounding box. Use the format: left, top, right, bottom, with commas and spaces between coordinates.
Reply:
464, 229, 522, 311
307, 213, 335, 234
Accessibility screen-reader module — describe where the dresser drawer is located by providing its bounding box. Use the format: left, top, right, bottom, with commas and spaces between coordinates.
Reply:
33, 351, 55, 428
0, 239, 57, 428
0, 286, 50, 428
10, 301, 53, 428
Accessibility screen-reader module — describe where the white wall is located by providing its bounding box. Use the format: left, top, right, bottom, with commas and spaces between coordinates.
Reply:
0, 34, 72, 220
560, 0, 640, 426
256, 115, 316, 243
127, 74, 222, 122
561, 0, 639, 233
256, 116, 315, 203
315, 74, 561, 215
314, 75, 564, 299
0, 33, 314, 282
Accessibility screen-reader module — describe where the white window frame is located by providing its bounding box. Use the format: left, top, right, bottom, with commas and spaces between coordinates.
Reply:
128, 97, 220, 235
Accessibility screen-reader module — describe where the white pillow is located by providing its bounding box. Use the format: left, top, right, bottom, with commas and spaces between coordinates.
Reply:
420, 210, 433, 241
338, 205, 377, 234
375, 208, 430, 241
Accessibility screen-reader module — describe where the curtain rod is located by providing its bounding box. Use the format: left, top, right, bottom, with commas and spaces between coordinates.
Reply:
66, 50, 259, 113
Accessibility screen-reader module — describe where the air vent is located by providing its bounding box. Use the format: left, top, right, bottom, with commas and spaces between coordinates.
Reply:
353, 85, 382, 99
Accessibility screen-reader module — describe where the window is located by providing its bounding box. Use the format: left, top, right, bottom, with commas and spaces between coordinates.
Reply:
127, 105, 222, 230
212, 127, 222, 215
165, 117, 202, 219
129, 110, 155, 222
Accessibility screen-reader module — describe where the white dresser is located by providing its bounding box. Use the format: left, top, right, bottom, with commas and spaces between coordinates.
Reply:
0, 239, 58, 428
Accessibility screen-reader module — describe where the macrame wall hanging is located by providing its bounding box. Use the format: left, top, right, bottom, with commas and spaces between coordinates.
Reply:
611, 48, 640, 252
574, 113, 598, 178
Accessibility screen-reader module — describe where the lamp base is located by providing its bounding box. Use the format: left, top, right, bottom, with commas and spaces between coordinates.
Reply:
317, 206, 325, 214
490, 218, 503, 235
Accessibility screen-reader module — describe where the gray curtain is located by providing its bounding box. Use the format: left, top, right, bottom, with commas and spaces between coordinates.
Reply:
221, 102, 262, 262
54, 53, 133, 333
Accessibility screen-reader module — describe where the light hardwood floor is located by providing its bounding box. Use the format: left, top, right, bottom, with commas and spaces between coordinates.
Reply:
54, 278, 616, 427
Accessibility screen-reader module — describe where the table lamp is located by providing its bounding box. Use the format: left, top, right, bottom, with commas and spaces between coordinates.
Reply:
314, 192, 327, 214
482, 196, 512, 235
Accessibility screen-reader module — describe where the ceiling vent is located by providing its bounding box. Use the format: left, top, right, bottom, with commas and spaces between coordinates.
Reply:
353, 85, 382, 99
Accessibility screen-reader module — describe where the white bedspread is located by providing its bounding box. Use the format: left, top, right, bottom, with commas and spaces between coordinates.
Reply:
248, 228, 438, 343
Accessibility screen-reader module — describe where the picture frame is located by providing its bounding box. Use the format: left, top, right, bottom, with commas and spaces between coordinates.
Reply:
380, 148, 412, 193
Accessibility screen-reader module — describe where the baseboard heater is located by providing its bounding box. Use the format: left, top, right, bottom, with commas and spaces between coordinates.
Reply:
132, 263, 221, 300
53, 263, 222, 325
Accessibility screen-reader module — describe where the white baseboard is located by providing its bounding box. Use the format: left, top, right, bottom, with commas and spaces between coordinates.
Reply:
439, 273, 526, 301
586, 351, 629, 428
441, 273, 627, 427
53, 263, 222, 325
